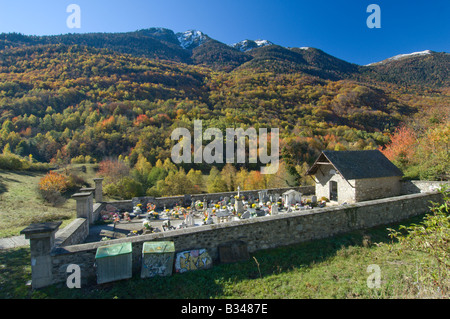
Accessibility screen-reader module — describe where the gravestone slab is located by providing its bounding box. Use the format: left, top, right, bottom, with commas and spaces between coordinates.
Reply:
235, 200, 244, 215
216, 209, 231, 218
185, 214, 195, 227
219, 241, 250, 263
271, 204, 278, 215
241, 211, 251, 219
99, 229, 127, 239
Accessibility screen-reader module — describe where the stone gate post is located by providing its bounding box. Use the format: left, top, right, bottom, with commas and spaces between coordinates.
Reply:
72, 192, 92, 224
93, 178, 104, 202
20, 222, 61, 289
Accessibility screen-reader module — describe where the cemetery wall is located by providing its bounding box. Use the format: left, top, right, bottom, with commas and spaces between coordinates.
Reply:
48, 190, 443, 287
401, 180, 448, 195
54, 218, 89, 247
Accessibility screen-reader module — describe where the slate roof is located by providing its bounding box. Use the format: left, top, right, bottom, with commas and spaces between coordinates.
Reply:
307, 150, 403, 180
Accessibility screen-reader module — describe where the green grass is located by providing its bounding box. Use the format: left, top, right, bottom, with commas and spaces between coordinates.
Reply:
0, 214, 446, 299
0, 164, 101, 238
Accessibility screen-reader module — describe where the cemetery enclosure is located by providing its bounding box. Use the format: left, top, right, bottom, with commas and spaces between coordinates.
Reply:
46, 190, 443, 288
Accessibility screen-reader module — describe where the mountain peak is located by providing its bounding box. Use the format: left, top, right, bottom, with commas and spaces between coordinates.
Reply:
176, 30, 209, 50
367, 50, 433, 66
230, 39, 273, 52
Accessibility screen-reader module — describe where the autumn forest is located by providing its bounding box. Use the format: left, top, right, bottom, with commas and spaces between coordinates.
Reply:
0, 29, 448, 200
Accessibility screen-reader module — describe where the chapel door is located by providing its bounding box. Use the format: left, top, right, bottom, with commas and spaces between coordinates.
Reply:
330, 181, 338, 201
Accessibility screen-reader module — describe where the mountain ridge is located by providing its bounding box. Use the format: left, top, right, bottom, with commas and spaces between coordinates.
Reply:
0, 28, 448, 87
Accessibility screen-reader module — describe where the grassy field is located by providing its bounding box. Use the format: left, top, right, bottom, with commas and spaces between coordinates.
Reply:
0, 167, 447, 299
0, 214, 446, 299
0, 165, 100, 238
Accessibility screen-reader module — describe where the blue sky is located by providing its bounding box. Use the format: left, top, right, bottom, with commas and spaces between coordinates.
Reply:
0, 0, 448, 65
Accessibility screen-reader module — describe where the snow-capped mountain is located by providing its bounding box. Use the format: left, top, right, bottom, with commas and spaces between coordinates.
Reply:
231, 39, 273, 52
176, 30, 209, 50
366, 50, 433, 66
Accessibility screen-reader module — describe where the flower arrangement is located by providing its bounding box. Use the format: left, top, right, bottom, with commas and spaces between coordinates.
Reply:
133, 205, 142, 213
147, 203, 156, 212
123, 212, 131, 222
142, 220, 152, 230
101, 211, 116, 223
128, 230, 139, 236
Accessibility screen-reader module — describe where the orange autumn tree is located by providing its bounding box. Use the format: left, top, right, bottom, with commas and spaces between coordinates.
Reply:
38, 171, 69, 206
379, 125, 417, 168
38, 171, 69, 193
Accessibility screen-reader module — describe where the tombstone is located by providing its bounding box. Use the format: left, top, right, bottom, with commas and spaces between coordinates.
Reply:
183, 194, 192, 207
258, 191, 264, 205
216, 208, 228, 217
185, 214, 195, 227
274, 193, 280, 203
224, 196, 230, 204
285, 196, 291, 209
283, 190, 302, 206
241, 211, 251, 219
311, 195, 317, 204
218, 241, 250, 263
204, 209, 214, 225
271, 203, 278, 215
235, 200, 244, 215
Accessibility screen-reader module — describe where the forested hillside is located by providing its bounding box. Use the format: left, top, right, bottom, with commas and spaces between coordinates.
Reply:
0, 29, 448, 198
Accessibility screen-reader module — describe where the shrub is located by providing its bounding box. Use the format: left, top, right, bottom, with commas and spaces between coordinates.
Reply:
0, 153, 27, 170
388, 186, 449, 297
0, 153, 50, 171
37, 171, 69, 206
70, 155, 96, 164
65, 173, 88, 192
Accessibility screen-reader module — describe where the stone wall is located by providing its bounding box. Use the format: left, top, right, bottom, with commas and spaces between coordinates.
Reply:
54, 218, 89, 247
355, 176, 402, 202
401, 180, 449, 195
48, 190, 443, 287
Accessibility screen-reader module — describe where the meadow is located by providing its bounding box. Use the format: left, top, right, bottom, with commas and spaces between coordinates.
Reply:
0, 213, 446, 299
